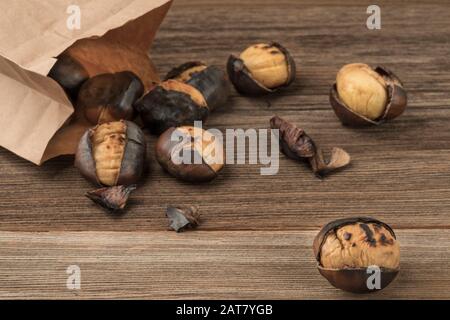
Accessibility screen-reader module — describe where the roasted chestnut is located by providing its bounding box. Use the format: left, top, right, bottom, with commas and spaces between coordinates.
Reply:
313, 217, 400, 293
165, 61, 230, 111
135, 80, 209, 135
156, 126, 224, 182
77, 71, 144, 125
75, 120, 146, 211
330, 63, 407, 126
227, 42, 296, 95
48, 54, 89, 99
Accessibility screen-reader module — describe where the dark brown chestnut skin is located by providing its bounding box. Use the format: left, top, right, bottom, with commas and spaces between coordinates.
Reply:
165, 62, 230, 111
227, 42, 296, 96
156, 126, 224, 182
330, 65, 407, 126
134, 80, 209, 135
77, 71, 144, 125
75, 120, 146, 187
313, 217, 400, 294
48, 54, 89, 99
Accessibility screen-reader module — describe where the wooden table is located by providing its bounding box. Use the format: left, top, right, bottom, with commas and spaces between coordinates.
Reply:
1, 0, 450, 299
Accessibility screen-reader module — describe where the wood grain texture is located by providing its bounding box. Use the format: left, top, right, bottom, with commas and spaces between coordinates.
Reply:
1, 0, 450, 299
0, 229, 449, 299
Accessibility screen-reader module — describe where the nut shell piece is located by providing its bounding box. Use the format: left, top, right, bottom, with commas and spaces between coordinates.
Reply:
135, 80, 209, 135
330, 64, 407, 126
78, 71, 144, 124
156, 126, 224, 182
227, 42, 296, 95
313, 217, 400, 293
75, 120, 146, 187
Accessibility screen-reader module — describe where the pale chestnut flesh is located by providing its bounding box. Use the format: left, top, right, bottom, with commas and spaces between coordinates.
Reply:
336, 63, 388, 120
320, 222, 400, 270
240, 43, 290, 89
173, 65, 208, 82
160, 80, 208, 107
91, 121, 127, 186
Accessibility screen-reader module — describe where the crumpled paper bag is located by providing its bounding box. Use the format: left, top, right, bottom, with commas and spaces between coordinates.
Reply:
0, 0, 172, 165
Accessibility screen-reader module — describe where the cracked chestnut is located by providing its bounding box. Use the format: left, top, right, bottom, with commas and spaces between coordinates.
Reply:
77, 71, 144, 125
75, 120, 146, 211
227, 42, 296, 95
48, 54, 89, 99
330, 63, 407, 126
313, 217, 400, 293
156, 126, 224, 182
165, 61, 230, 111
135, 80, 209, 135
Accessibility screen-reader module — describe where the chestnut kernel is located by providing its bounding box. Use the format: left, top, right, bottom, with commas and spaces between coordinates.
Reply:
135, 80, 210, 135
77, 71, 144, 125
330, 63, 407, 126
227, 42, 296, 95
156, 126, 224, 182
48, 54, 89, 99
313, 217, 400, 293
75, 120, 146, 186
165, 61, 230, 111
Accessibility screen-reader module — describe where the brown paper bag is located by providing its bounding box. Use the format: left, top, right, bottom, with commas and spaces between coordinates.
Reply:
0, 0, 172, 165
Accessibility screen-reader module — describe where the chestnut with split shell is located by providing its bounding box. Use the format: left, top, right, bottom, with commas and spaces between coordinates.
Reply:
330, 63, 407, 126
75, 120, 146, 211
77, 71, 144, 125
156, 126, 224, 182
48, 54, 89, 99
313, 217, 400, 293
227, 42, 296, 95
135, 80, 209, 135
165, 61, 230, 111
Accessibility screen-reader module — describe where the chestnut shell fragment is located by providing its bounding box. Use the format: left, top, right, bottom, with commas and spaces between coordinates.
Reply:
78, 71, 144, 124
227, 42, 296, 95
48, 54, 89, 99
270, 116, 350, 178
165, 62, 230, 111
86, 185, 137, 212
330, 65, 407, 126
74, 120, 146, 187
166, 206, 200, 232
313, 217, 400, 294
135, 81, 209, 135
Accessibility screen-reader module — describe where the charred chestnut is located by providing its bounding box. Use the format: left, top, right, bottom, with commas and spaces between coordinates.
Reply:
330, 63, 407, 126
227, 42, 296, 95
48, 54, 89, 99
77, 71, 144, 125
156, 126, 224, 182
135, 80, 209, 135
165, 61, 230, 111
313, 217, 400, 293
75, 120, 146, 211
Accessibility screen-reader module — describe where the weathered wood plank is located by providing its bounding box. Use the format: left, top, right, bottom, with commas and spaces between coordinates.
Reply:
0, 229, 448, 299
1, 0, 450, 299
